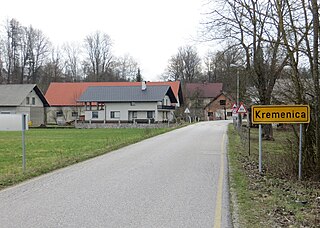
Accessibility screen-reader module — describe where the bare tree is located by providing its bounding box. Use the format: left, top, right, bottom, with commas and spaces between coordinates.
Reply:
202, 0, 289, 139
62, 42, 83, 82
83, 31, 113, 81
40, 47, 64, 91
2, 18, 22, 83
165, 45, 202, 82
112, 54, 139, 81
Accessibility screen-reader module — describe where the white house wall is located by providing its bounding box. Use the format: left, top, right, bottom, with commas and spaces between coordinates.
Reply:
84, 102, 165, 122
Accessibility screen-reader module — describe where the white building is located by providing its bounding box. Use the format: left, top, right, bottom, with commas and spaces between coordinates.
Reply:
78, 84, 177, 123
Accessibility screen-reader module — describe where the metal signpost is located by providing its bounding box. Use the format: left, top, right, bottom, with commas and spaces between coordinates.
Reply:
0, 114, 29, 172
251, 105, 310, 180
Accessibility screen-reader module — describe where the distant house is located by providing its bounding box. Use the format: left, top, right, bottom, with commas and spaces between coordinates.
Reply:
0, 84, 49, 126
78, 84, 177, 123
45, 81, 183, 124
185, 83, 223, 120
204, 92, 234, 121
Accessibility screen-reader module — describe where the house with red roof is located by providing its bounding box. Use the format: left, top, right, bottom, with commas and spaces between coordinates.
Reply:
203, 92, 234, 121
45, 81, 183, 124
184, 83, 225, 120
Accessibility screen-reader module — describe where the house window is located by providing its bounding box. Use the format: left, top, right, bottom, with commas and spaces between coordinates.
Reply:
220, 100, 226, 105
132, 111, 137, 119
92, 111, 99, 119
110, 111, 120, 119
32, 97, 36, 105
163, 98, 168, 105
147, 111, 154, 119
1, 111, 11, 114
72, 111, 78, 117
26, 97, 30, 105
56, 111, 63, 117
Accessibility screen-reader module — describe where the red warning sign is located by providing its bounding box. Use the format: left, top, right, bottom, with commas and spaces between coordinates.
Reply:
237, 103, 247, 113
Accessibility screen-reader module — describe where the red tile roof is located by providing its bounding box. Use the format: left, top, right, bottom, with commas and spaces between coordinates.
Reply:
45, 81, 181, 106
185, 83, 223, 98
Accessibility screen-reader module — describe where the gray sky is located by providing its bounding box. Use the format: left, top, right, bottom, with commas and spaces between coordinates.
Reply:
0, 0, 212, 81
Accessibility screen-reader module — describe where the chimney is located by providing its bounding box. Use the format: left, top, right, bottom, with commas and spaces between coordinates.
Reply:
142, 81, 147, 91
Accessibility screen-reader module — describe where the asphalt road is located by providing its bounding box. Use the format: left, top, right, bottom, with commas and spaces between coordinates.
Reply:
0, 121, 231, 228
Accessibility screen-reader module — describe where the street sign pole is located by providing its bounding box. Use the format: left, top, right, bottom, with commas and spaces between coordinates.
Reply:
299, 124, 303, 180
22, 114, 27, 172
259, 124, 262, 173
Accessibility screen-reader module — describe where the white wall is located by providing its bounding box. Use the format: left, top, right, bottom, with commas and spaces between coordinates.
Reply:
84, 102, 160, 122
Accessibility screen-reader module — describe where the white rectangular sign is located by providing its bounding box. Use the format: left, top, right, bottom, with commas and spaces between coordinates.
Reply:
0, 114, 29, 131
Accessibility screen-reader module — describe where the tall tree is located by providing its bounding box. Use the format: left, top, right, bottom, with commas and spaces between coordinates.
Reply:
112, 54, 139, 81
135, 68, 142, 82
165, 45, 202, 82
83, 31, 113, 81
202, 0, 288, 139
2, 18, 22, 83
62, 42, 83, 82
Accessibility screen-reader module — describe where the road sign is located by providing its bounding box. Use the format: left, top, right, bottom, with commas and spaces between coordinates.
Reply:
237, 103, 247, 113
0, 114, 29, 131
184, 108, 190, 114
251, 105, 310, 124
232, 103, 238, 116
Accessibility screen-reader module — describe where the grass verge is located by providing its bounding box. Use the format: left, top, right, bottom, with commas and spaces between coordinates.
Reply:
228, 124, 320, 227
0, 127, 172, 190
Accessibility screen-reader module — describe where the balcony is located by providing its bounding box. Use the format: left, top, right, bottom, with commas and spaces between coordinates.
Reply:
157, 105, 175, 110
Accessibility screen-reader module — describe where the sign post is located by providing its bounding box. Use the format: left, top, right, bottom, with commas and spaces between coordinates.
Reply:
22, 114, 27, 172
259, 124, 262, 173
252, 105, 310, 178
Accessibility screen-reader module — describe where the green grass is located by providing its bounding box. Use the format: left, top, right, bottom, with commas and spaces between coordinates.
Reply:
0, 128, 171, 190
228, 125, 320, 227
228, 125, 264, 227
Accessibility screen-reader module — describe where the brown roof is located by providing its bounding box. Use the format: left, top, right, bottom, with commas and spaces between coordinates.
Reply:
185, 83, 223, 98
45, 81, 182, 106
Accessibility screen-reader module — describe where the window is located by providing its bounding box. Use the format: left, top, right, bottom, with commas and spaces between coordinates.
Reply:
26, 97, 30, 105
1, 111, 11, 114
110, 111, 120, 119
56, 111, 63, 117
130, 102, 136, 106
147, 111, 154, 119
163, 98, 168, 105
132, 111, 137, 119
208, 112, 213, 117
32, 97, 36, 105
72, 111, 78, 117
92, 111, 99, 119
219, 100, 226, 105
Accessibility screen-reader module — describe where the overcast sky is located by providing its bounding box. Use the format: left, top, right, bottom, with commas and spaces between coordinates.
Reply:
0, 0, 213, 81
